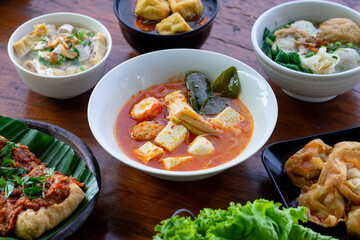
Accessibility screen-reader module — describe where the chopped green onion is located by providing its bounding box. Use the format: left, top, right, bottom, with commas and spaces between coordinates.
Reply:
328, 50, 334, 54
79, 66, 86, 71
39, 36, 46, 42
305, 51, 315, 58
332, 55, 338, 59
335, 41, 342, 47
68, 42, 72, 47
77, 30, 84, 40
38, 56, 45, 66
86, 32, 94, 37
82, 39, 90, 46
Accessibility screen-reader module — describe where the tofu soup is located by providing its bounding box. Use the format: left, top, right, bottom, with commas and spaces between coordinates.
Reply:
115, 68, 254, 171
13, 23, 107, 76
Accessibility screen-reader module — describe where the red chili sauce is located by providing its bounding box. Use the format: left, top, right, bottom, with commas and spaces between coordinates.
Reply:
115, 81, 253, 171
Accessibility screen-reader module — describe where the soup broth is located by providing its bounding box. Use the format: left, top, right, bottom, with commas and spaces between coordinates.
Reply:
13, 23, 107, 76
115, 81, 253, 171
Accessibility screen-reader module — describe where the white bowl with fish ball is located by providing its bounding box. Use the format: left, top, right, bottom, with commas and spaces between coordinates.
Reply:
251, 0, 360, 102
8, 12, 112, 99
88, 49, 278, 181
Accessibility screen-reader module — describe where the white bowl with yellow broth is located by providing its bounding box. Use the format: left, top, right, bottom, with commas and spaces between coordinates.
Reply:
88, 49, 278, 181
8, 12, 112, 99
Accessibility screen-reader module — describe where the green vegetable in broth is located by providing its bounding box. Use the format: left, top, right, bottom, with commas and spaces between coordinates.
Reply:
211, 66, 240, 98
185, 67, 240, 115
185, 71, 212, 113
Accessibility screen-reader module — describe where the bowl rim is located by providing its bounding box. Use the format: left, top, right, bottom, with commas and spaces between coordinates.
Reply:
88, 48, 278, 178
251, 0, 360, 78
113, 0, 219, 37
7, 12, 113, 79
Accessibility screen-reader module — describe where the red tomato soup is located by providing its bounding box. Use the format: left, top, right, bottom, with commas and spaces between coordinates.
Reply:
115, 81, 253, 171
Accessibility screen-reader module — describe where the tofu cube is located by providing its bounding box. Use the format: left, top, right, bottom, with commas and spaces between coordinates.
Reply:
131, 97, 163, 121
154, 121, 188, 152
164, 90, 221, 134
188, 136, 215, 155
58, 24, 74, 33
155, 12, 192, 35
211, 107, 244, 128
134, 142, 164, 163
135, 0, 170, 21
162, 156, 192, 170
168, 0, 203, 20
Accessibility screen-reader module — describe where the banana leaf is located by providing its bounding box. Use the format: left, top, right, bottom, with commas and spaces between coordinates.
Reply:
0, 116, 99, 240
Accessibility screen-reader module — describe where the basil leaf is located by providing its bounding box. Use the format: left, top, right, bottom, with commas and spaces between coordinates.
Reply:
44, 167, 54, 177
5, 181, 14, 198
0, 167, 16, 178
12, 175, 22, 184
0, 176, 6, 190
17, 167, 27, 176
2, 157, 15, 167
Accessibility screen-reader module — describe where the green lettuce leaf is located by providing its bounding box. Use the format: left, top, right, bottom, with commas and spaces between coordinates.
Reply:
153, 199, 336, 240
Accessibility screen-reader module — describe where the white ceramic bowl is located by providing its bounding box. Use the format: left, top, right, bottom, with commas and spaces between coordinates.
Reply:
251, 0, 360, 102
88, 49, 278, 181
8, 12, 112, 99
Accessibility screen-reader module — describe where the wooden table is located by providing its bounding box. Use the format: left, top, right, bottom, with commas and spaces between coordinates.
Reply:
1, 0, 360, 239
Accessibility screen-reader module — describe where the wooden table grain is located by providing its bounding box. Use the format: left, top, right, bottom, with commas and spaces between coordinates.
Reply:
1, 0, 360, 239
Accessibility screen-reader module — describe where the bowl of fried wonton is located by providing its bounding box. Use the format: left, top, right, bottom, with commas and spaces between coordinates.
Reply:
113, 0, 218, 53
251, 0, 360, 102
88, 49, 278, 181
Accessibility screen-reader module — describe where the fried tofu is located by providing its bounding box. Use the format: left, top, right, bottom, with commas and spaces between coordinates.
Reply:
130, 97, 163, 121
188, 136, 214, 155
155, 12, 192, 35
89, 32, 107, 65
135, 0, 170, 21
162, 156, 192, 170
13, 23, 49, 57
154, 121, 188, 152
164, 90, 221, 135
134, 142, 164, 163
168, 0, 203, 20
211, 107, 244, 128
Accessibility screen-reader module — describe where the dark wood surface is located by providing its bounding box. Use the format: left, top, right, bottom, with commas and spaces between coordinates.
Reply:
0, 0, 360, 239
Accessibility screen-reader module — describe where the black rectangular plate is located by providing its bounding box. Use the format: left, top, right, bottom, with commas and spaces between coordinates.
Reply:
262, 126, 360, 240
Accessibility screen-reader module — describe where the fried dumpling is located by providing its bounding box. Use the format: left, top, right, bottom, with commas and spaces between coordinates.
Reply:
168, 0, 203, 20
13, 23, 48, 57
301, 47, 340, 74
346, 205, 360, 236
284, 139, 333, 191
296, 183, 346, 227
317, 156, 346, 188
272, 28, 308, 53
89, 32, 107, 65
327, 142, 360, 204
155, 12, 192, 35
135, 0, 170, 21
